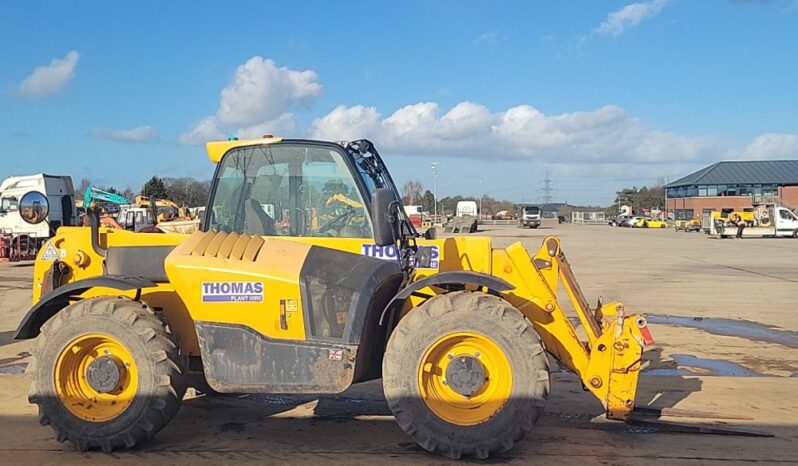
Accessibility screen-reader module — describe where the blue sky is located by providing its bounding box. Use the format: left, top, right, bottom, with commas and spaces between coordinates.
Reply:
1, 0, 797, 205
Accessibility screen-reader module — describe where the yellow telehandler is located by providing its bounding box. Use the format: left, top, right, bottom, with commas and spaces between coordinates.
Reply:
14, 138, 655, 459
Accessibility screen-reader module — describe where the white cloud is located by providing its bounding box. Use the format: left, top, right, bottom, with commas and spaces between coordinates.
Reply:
217, 57, 321, 126
90, 125, 159, 144
19, 50, 80, 98
181, 57, 322, 145
179, 116, 226, 146
596, 0, 668, 37
736, 133, 798, 160
312, 100, 721, 164
311, 105, 382, 142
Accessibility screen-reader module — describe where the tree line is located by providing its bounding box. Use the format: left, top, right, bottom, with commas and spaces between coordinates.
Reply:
401, 180, 518, 216
76, 176, 211, 207
606, 185, 666, 216
77, 175, 649, 215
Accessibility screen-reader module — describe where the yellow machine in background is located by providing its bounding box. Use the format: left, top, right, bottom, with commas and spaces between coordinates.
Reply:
710, 209, 755, 226
674, 219, 701, 232
633, 217, 668, 228
132, 195, 200, 234
14, 138, 654, 459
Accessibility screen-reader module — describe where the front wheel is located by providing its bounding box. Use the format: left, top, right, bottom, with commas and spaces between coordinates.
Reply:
28, 296, 185, 452
383, 291, 550, 459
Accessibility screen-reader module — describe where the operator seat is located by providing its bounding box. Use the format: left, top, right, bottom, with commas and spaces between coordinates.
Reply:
244, 198, 275, 236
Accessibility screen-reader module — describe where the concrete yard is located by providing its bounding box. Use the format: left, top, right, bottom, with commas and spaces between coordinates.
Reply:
0, 224, 796, 465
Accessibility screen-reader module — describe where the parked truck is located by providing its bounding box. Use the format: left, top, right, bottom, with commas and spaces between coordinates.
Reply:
519, 205, 542, 229
454, 200, 479, 233
711, 205, 798, 238
0, 174, 75, 252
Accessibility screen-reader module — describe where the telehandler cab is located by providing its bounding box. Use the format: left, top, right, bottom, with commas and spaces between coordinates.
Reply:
14, 137, 654, 459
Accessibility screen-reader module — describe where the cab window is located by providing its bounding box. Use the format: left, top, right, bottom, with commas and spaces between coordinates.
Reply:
208, 144, 373, 238
1, 197, 18, 211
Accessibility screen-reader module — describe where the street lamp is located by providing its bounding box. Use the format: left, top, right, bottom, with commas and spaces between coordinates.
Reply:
479, 178, 483, 224
431, 161, 439, 225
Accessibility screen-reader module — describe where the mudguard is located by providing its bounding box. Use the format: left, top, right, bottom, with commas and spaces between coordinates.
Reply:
14, 275, 156, 339
379, 271, 514, 325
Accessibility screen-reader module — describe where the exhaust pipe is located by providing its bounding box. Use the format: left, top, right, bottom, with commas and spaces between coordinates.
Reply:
87, 207, 107, 258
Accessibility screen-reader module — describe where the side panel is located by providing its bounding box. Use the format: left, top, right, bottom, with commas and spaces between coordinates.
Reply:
195, 321, 357, 394
165, 233, 312, 341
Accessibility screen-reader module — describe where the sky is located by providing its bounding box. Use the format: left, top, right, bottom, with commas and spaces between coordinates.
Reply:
1, 0, 797, 206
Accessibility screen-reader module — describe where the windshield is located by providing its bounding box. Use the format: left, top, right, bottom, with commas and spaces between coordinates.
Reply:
208, 143, 372, 238
524, 206, 540, 214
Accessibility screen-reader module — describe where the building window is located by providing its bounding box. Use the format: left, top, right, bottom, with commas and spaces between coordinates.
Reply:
698, 186, 707, 197
707, 186, 717, 196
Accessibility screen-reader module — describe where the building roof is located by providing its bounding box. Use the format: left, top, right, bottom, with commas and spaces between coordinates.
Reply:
667, 160, 798, 187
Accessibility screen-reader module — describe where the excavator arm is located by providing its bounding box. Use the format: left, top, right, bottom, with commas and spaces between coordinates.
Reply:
83, 186, 129, 207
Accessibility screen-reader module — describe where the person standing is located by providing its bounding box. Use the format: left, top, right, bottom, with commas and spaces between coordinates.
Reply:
731, 212, 746, 239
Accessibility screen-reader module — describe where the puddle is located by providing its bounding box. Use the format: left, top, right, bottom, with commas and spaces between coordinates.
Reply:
669, 354, 761, 377
647, 315, 798, 348
643, 368, 688, 376
0, 363, 27, 374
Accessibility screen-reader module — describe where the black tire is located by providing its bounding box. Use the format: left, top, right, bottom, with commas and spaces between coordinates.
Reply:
28, 296, 185, 452
383, 291, 550, 459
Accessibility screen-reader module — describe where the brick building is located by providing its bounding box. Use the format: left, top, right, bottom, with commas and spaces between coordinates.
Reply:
665, 160, 798, 220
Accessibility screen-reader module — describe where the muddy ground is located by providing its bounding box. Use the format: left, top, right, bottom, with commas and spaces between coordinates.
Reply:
0, 224, 796, 464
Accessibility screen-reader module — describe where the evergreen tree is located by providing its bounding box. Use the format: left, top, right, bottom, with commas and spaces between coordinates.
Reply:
141, 176, 169, 199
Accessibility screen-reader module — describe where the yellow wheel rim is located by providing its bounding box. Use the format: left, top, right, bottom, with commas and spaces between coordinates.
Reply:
418, 332, 512, 426
54, 334, 138, 422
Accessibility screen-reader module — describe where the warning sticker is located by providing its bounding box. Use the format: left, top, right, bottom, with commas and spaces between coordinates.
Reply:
284, 299, 298, 315
40, 242, 59, 261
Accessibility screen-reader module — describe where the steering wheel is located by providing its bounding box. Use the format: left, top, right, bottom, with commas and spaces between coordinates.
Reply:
318, 208, 354, 235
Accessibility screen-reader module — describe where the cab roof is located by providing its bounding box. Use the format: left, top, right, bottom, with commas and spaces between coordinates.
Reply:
205, 137, 350, 163
205, 136, 284, 163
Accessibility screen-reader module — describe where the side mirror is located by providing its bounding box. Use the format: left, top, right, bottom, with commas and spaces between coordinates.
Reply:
19, 191, 49, 225
371, 188, 399, 247
423, 227, 437, 240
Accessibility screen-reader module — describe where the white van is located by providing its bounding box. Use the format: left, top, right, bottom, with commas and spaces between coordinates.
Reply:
0, 174, 76, 240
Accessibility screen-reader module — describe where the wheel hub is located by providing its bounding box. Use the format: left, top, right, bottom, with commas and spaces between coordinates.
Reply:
445, 355, 486, 397
85, 355, 123, 393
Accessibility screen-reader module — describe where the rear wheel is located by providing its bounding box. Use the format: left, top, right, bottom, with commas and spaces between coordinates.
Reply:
28, 296, 185, 452
383, 291, 549, 459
